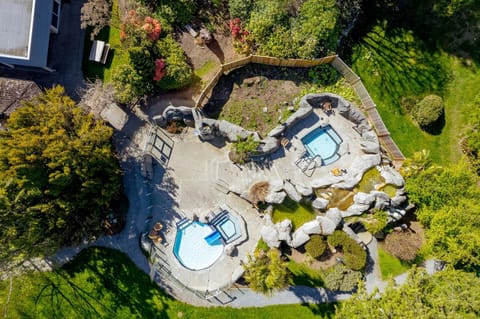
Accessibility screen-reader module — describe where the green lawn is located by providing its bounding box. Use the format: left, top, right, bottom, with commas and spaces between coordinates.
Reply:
0, 247, 335, 319
378, 248, 410, 280
351, 24, 480, 165
272, 198, 317, 230
82, 0, 127, 82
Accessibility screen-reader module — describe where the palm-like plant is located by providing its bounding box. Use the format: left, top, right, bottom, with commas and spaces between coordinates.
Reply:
243, 249, 291, 296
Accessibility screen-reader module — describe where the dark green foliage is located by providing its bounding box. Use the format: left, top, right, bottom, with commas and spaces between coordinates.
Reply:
128, 46, 155, 82
305, 235, 327, 259
0, 87, 122, 262
336, 268, 480, 318
308, 64, 339, 86
245, 0, 345, 58
327, 231, 367, 271
413, 94, 444, 128
462, 94, 480, 175
154, 35, 193, 90
144, 0, 196, 26
323, 265, 362, 292
228, 0, 254, 20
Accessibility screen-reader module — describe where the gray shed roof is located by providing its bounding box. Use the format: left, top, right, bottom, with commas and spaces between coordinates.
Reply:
0, 77, 42, 117
0, 0, 53, 68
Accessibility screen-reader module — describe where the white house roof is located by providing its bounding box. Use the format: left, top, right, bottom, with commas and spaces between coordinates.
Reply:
0, 0, 53, 68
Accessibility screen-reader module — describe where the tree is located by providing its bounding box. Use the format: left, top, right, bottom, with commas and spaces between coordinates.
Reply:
305, 234, 327, 259
327, 231, 367, 271
0, 86, 122, 263
80, 0, 112, 40
335, 268, 480, 318
422, 200, 480, 272
243, 248, 291, 296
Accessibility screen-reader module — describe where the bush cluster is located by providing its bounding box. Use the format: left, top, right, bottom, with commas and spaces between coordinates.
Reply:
327, 231, 367, 271
323, 264, 362, 291
413, 94, 444, 128
305, 235, 327, 259
228, 0, 357, 58
112, 8, 192, 104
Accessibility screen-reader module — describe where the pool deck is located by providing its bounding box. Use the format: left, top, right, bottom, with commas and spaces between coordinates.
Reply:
150, 108, 367, 292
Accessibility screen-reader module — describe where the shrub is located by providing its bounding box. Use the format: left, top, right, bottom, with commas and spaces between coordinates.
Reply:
414, 94, 444, 127
230, 135, 259, 164
305, 235, 327, 259
80, 0, 112, 40
308, 64, 339, 86
323, 265, 362, 291
154, 35, 193, 90
462, 93, 480, 175
363, 210, 389, 234
228, 0, 254, 20
155, 0, 197, 26
112, 64, 152, 104
327, 230, 367, 271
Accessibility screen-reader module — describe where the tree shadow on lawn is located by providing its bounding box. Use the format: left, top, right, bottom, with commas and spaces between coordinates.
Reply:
58, 247, 171, 319
353, 26, 449, 104
421, 111, 446, 136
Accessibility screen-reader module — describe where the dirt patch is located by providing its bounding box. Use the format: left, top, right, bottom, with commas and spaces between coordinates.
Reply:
203, 64, 311, 136
379, 220, 425, 262
289, 247, 340, 270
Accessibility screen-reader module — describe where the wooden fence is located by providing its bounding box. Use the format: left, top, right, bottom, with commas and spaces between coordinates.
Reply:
331, 56, 405, 163
194, 53, 405, 164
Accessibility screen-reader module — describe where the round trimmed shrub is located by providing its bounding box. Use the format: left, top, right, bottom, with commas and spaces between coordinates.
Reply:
305, 235, 327, 259
414, 94, 444, 127
327, 230, 367, 271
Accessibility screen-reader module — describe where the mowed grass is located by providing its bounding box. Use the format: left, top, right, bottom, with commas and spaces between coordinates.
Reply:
82, 0, 127, 83
378, 248, 410, 280
272, 198, 317, 230
0, 247, 335, 319
351, 24, 480, 165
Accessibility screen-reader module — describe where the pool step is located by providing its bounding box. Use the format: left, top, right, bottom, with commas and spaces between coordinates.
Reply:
212, 215, 229, 227
176, 218, 191, 230
210, 210, 228, 225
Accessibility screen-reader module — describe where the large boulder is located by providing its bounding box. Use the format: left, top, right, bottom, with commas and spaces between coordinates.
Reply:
265, 191, 287, 204
361, 129, 378, 143
284, 104, 313, 127
379, 166, 405, 187
360, 141, 380, 154
290, 229, 310, 248
311, 179, 334, 189
391, 195, 407, 207
344, 203, 371, 216
295, 184, 313, 197
284, 181, 302, 202
371, 191, 391, 210
316, 216, 337, 235
260, 225, 281, 248
269, 179, 284, 192
275, 219, 293, 242
312, 197, 329, 210
325, 208, 342, 226
354, 192, 376, 206
297, 220, 321, 235
257, 136, 280, 155
218, 120, 251, 142
267, 124, 286, 137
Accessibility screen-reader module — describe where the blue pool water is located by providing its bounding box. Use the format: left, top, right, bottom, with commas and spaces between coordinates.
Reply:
173, 221, 223, 271
301, 125, 343, 165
